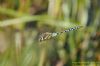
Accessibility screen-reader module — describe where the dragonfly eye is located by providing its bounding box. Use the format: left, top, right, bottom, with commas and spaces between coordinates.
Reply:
39, 35, 43, 41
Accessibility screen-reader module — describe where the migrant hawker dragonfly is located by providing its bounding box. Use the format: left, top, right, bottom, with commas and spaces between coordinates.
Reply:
39, 26, 82, 42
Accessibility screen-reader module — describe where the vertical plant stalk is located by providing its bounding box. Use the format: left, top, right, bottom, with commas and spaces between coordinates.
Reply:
18, 0, 30, 13
14, 31, 24, 65
48, 0, 67, 65
68, 32, 77, 61
48, 0, 62, 19
38, 42, 48, 66
77, 0, 89, 25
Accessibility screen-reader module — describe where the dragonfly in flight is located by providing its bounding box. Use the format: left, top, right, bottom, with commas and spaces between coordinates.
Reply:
39, 26, 83, 42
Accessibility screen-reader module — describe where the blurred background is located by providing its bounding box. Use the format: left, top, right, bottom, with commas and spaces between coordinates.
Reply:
0, 0, 100, 66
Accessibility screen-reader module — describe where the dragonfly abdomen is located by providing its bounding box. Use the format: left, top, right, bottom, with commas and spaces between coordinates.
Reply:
62, 26, 82, 33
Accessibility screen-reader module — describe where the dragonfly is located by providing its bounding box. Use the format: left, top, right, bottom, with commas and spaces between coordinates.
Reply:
39, 26, 83, 42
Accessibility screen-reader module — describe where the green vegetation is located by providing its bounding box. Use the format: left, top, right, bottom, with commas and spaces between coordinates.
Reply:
0, 0, 100, 66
